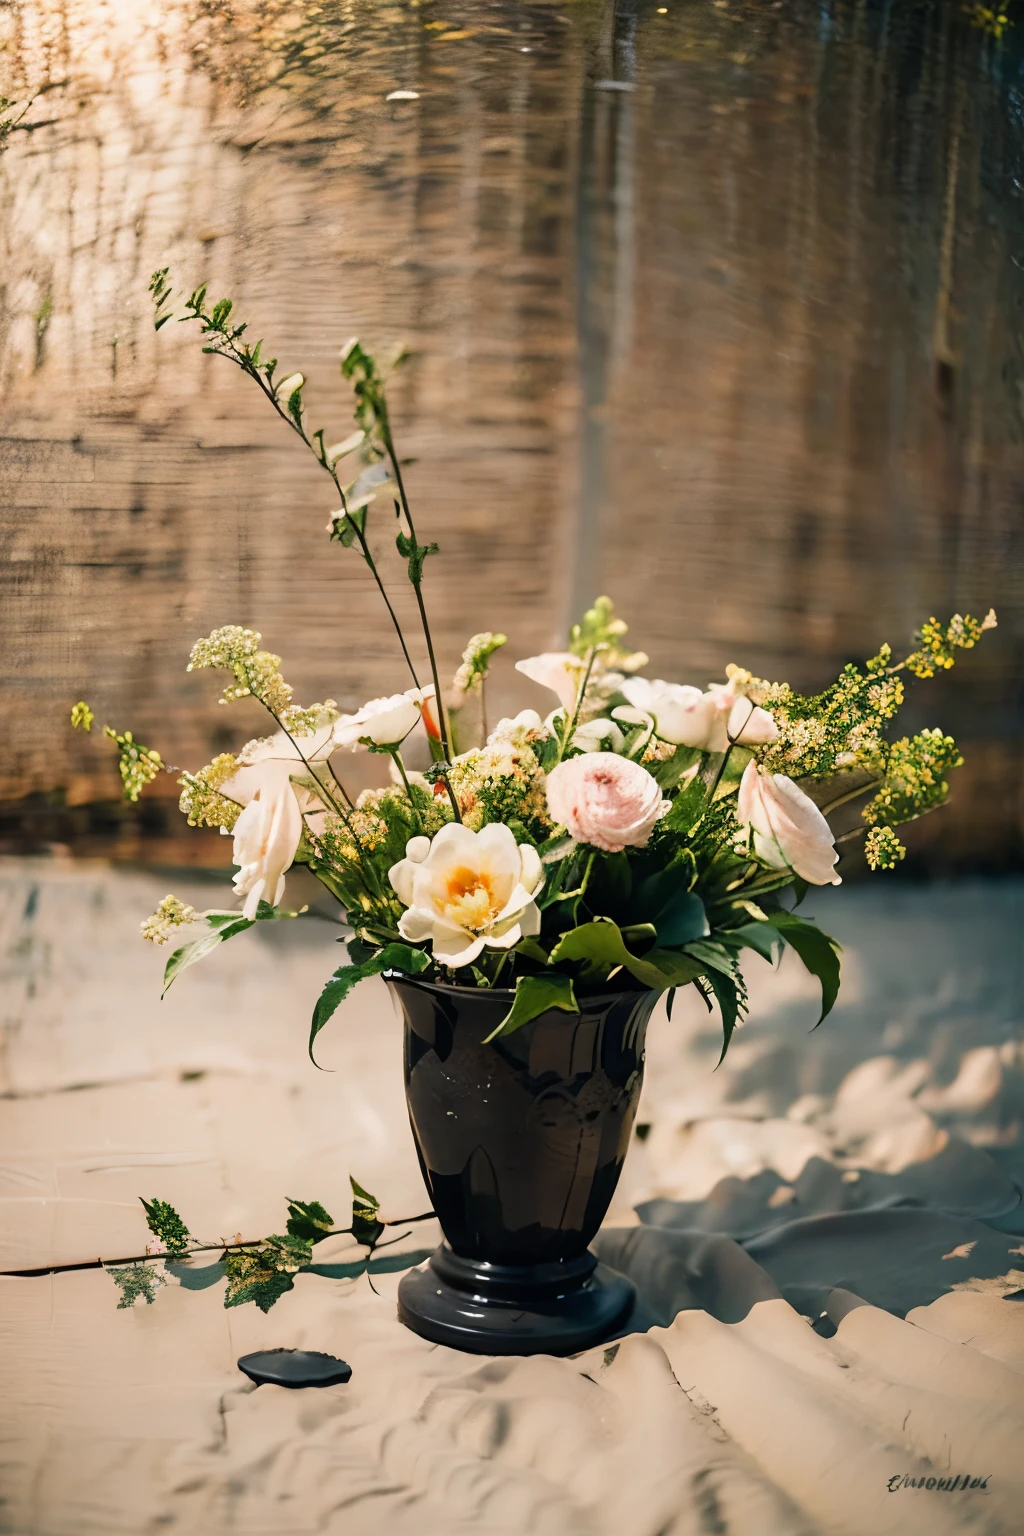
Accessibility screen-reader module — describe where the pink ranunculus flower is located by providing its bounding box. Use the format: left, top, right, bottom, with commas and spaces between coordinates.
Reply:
737, 761, 841, 886
545, 752, 669, 854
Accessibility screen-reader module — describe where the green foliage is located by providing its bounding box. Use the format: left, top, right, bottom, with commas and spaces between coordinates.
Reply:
763, 912, 841, 1024
309, 942, 432, 1061
162, 902, 304, 996
484, 973, 579, 1042
568, 595, 646, 671
108, 1263, 166, 1309
349, 1177, 385, 1248
141, 1197, 192, 1257
285, 1198, 335, 1243
548, 919, 706, 992
396, 529, 439, 584
223, 1238, 309, 1313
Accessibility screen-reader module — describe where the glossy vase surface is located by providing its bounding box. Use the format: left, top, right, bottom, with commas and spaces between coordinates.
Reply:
386, 973, 655, 1355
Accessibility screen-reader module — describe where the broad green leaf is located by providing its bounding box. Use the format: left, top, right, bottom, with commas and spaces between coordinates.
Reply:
484, 973, 578, 1043
764, 912, 841, 1024
634, 872, 708, 947
309, 942, 431, 1063
285, 1198, 335, 1243
723, 922, 780, 964
548, 919, 704, 992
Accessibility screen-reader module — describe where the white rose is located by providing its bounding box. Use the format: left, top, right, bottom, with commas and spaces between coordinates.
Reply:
222, 725, 335, 918
622, 676, 778, 752
737, 761, 841, 886
333, 688, 425, 751
620, 677, 726, 749
388, 823, 545, 968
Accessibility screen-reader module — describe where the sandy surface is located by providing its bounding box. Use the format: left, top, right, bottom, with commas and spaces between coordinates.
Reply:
1, 860, 1023, 1534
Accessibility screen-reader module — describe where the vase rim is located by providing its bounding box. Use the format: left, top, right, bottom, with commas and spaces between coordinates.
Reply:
382, 968, 655, 1004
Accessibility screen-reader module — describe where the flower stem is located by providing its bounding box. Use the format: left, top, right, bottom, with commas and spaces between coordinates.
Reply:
388, 749, 422, 831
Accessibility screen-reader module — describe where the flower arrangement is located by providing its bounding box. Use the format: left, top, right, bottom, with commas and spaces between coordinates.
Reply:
71, 271, 997, 1064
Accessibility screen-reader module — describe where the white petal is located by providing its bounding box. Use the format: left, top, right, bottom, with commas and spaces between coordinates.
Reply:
389, 858, 416, 908
518, 842, 543, 896
518, 900, 541, 937
431, 929, 485, 967
483, 924, 522, 951
405, 835, 431, 864
397, 906, 439, 943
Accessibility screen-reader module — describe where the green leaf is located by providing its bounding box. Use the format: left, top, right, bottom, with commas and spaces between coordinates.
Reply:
633, 873, 708, 947
335, 504, 367, 548
108, 1263, 166, 1309
140, 1197, 191, 1258
704, 966, 742, 1066
724, 922, 781, 964
483, 973, 578, 1043
395, 530, 439, 583
223, 1248, 297, 1313
285, 1198, 335, 1243
162, 904, 304, 997
309, 942, 431, 1062
349, 1176, 385, 1248
548, 919, 705, 992
763, 912, 842, 1024
161, 921, 249, 995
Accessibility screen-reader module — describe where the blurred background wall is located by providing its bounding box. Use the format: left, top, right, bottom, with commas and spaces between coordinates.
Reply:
0, 0, 1020, 872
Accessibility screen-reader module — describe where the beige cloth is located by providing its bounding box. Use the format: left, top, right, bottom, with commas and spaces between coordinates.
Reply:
2, 862, 1023, 1534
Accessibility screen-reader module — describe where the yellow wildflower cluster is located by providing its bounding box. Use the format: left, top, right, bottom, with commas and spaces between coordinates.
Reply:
447, 743, 551, 834
904, 610, 997, 679
862, 730, 963, 829
103, 727, 164, 803
141, 895, 197, 944
178, 753, 240, 830
187, 625, 293, 715
70, 701, 95, 732
864, 826, 906, 871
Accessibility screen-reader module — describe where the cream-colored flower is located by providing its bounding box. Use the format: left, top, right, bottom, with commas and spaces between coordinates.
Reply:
622, 675, 778, 751
515, 652, 586, 713
737, 761, 841, 886
388, 823, 544, 968
221, 725, 335, 917
572, 717, 626, 753
333, 688, 427, 751
620, 677, 724, 749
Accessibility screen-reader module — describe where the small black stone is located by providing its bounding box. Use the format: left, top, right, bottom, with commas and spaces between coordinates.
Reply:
237, 1349, 352, 1389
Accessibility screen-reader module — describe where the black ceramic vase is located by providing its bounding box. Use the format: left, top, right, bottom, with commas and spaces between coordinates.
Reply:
386, 973, 656, 1356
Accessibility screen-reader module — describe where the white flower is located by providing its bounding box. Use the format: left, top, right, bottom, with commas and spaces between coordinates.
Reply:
572, 717, 626, 753
737, 761, 841, 886
621, 676, 778, 752
333, 687, 428, 751
221, 726, 334, 918
515, 652, 586, 713
388, 823, 545, 968
620, 677, 725, 749
487, 708, 545, 747
274, 372, 304, 400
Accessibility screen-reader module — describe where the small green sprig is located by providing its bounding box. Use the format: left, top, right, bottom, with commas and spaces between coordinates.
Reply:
151, 268, 463, 818
71, 702, 165, 803
106, 1184, 430, 1313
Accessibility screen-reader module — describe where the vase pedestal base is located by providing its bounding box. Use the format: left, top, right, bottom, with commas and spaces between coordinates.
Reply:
397, 1243, 635, 1356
